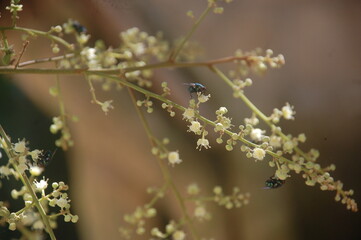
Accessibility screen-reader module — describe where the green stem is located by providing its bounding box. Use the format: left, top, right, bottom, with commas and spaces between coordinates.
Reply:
210, 66, 310, 160
18, 53, 75, 67
1, 30, 10, 50
0, 125, 57, 240
144, 183, 169, 209
94, 73, 331, 178
169, 3, 213, 61
0, 55, 251, 75
86, 75, 104, 106
127, 88, 200, 240
0, 26, 73, 50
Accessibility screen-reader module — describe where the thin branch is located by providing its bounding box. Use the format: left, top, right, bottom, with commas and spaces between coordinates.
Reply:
14, 41, 29, 69
0, 55, 251, 75
169, 3, 214, 61
0, 125, 57, 240
127, 87, 201, 240
0, 26, 73, 50
18, 53, 75, 67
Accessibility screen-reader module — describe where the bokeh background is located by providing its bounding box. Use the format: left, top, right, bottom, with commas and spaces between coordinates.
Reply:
1, 0, 361, 239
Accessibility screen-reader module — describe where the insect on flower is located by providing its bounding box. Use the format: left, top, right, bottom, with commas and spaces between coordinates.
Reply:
184, 83, 206, 98
37, 149, 57, 168
264, 176, 285, 189
27, 149, 57, 169
72, 21, 87, 34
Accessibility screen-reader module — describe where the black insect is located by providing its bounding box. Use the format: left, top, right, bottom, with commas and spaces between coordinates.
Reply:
72, 21, 87, 34
264, 176, 285, 189
184, 83, 206, 97
37, 149, 56, 168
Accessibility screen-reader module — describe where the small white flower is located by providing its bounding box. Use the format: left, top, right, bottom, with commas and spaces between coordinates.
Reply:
250, 128, 264, 142
21, 210, 37, 226
29, 150, 41, 161
32, 220, 44, 230
29, 166, 43, 176
198, 94, 210, 103
187, 183, 200, 195
14, 140, 26, 153
218, 107, 228, 115
8, 222, 16, 231
71, 215, 79, 223
298, 133, 306, 143
283, 140, 294, 152
276, 169, 289, 180
77, 33, 90, 45
50, 117, 63, 134
269, 135, 282, 148
134, 42, 146, 56
18, 156, 27, 164
101, 100, 114, 114
282, 103, 295, 120
252, 147, 266, 161
189, 121, 202, 134
56, 197, 68, 209
64, 214, 72, 222
173, 230, 186, 240
194, 206, 207, 219
11, 189, 18, 199
182, 108, 195, 120
17, 163, 28, 174
214, 123, 224, 132
168, 151, 182, 166
0, 166, 11, 176
196, 138, 211, 150
34, 179, 48, 191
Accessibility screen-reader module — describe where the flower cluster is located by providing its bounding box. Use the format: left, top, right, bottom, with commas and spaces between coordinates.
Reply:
185, 183, 250, 223
119, 185, 167, 239
150, 221, 186, 240
0, 136, 77, 236
49, 116, 74, 150
213, 186, 250, 209
137, 97, 154, 113
150, 137, 183, 167
182, 96, 212, 150
269, 102, 296, 123
5, 0, 23, 24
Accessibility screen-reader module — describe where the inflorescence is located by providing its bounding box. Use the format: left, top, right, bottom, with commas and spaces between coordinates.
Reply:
0, 0, 358, 239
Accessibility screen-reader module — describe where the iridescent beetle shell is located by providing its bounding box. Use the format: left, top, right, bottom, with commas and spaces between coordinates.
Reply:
184, 83, 206, 97
264, 176, 285, 189
72, 21, 87, 34
33, 149, 57, 168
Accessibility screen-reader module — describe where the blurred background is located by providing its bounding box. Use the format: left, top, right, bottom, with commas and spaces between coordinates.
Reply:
1, 0, 361, 239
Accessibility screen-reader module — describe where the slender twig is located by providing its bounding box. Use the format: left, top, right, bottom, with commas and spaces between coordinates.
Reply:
18, 53, 75, 67
14, 41, 29, 69
86, 75, 103, 106
1, 30, 10, 50
94, 73, 351, 187
0, 55, 252, 75
0, 26, 73, 50
0, 125, 57, 240
127, 87, 201, 240
169, 3, 214, 61
210, 66, 312, 161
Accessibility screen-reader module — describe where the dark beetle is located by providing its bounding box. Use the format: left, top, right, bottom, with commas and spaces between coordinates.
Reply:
184, 83, 206, 97
72, 21, 87, 34
36, 149, 57, 168
264, 176, 285, 189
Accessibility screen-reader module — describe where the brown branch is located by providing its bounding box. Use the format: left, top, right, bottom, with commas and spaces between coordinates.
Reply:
14, 41, 29, 69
